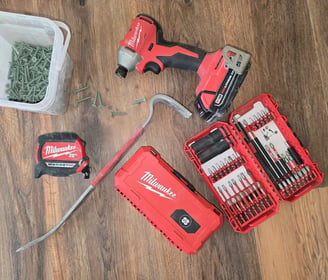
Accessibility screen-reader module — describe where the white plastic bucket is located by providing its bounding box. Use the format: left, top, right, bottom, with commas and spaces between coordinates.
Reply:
0, 11, 73, 114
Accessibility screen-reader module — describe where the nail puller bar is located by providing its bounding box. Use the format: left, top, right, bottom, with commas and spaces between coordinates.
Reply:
184, 93, 323, 233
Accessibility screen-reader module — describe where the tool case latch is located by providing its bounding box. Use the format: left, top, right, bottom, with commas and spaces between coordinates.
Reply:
172, 169, 196, 192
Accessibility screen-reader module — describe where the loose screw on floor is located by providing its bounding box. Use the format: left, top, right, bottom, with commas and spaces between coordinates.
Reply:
131, 97, 146, 105
76, 96, 91, 104
111, 112, 127, 117
97, 91, 104, 108
91, 93, 98, 107
74, 86, 89, 94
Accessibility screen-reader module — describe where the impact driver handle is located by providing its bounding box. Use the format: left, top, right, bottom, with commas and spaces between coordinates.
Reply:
152, 41, 206, 73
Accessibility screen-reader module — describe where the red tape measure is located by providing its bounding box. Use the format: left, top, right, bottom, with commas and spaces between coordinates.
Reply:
34, 132, 90, 179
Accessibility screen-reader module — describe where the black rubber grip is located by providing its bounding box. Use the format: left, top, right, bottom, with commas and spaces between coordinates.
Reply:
143, 62, 161, 74
198, 139, 230, 163
37, 132, 81, 144
34, 161, 80, 178
191, 129, 224, 154
157, 47, 206, 72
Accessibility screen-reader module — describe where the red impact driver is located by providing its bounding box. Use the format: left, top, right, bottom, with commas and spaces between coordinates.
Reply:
116, 14, 251, 123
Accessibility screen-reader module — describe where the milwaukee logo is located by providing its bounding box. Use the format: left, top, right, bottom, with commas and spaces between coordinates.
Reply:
43, 144, 77, 159
45, 145, 76, 155
138, 171, 177, 200
128, 22, 142, 48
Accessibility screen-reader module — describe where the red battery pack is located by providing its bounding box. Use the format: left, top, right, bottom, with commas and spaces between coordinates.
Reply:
114, 147, 223, 254
184, 93, 323, 233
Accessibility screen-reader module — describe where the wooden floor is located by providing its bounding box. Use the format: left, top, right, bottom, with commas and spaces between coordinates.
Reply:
0, 1, 327, 279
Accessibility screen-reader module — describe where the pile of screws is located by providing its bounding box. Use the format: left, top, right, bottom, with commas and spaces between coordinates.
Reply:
6, 42, 52, 103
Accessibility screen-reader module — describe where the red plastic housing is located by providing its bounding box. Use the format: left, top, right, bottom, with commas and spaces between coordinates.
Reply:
196, 49, 230, 108
184, 93, 323, 233
119, 15, 199, 73
38, 139, 85, 163
114, 147, 223, 254
34, 132, 90, 178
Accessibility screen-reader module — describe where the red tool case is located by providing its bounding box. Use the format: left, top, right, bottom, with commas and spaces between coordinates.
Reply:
184, 93, 323, 233
114, 147, 223, 254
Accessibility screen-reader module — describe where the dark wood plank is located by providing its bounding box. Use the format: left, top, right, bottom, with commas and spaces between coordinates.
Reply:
246, 1, 328, 279
245, 0, 328, 186
0, 1, 327, 279
307, 0, 328, 105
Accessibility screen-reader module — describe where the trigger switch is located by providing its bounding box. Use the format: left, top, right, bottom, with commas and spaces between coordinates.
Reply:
143, 62, 161, 74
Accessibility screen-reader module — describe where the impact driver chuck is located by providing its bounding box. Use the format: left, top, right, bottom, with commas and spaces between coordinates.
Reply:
116, 14, 251, 123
